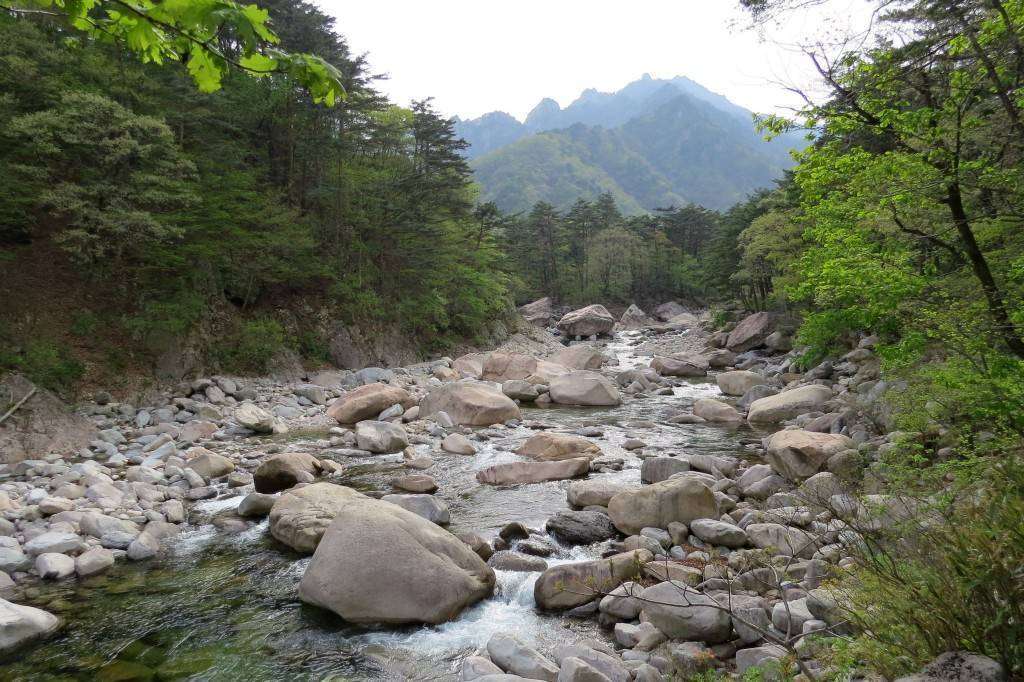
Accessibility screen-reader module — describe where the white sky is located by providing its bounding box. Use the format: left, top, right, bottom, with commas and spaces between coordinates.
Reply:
317, 0, 879, 121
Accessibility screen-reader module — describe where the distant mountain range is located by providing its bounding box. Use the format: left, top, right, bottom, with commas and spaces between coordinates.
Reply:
454, 74, 803, 213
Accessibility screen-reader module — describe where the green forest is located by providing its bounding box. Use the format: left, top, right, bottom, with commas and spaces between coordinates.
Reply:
0, 0, 510, 385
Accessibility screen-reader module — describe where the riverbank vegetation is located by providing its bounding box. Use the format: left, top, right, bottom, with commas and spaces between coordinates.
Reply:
730, 0, 1024, 677
0, 0, 510, 389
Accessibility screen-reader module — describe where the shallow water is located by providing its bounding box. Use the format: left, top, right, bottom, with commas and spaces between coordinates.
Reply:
4, 333, 764, 681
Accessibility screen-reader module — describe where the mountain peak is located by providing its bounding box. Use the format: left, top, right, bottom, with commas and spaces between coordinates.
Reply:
524, 97, 562, 129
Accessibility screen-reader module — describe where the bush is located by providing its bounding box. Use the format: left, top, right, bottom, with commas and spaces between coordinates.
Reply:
827, 459, 1024, 678
213, 317, 286, 374
1, 340, 84, 393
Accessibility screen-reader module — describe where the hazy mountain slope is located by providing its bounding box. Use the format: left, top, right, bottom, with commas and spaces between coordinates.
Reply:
457, 74, 800, 212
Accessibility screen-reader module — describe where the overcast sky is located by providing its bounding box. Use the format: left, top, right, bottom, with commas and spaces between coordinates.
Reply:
317, 0, 877, 121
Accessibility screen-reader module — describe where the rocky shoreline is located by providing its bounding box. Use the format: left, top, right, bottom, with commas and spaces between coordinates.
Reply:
0, 303, 1005, 681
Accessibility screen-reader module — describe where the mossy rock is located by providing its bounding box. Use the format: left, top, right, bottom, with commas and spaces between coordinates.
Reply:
97, 660, 156, 682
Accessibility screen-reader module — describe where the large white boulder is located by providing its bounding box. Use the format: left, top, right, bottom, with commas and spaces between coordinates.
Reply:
327, 383, 412, 424
547, 345, 609, 370
765, 429, 855, 481
355, 420, 409, 454
726, 312, 776, 352
419, 381, 521, 426
608, 477, 718, 535
716, 370, 768, 396
476, 458, 591, 486
0, 599, 61, 654
269, 483, 366, 553
548, 371, 621, 406
515, 433, 601, 461
557, 305, 616, 338
298, 497, 495, 624
747, 385, 833, 423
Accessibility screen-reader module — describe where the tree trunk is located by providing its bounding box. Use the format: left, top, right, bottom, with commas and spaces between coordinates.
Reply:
946, 182, 1024, 358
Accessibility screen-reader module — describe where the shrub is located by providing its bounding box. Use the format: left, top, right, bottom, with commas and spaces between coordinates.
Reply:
1, 340, 84, 392
213, 317, 286, 374
827, 459, 1024, 678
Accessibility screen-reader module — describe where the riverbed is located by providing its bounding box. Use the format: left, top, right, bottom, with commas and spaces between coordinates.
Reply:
6, 331, 766, 681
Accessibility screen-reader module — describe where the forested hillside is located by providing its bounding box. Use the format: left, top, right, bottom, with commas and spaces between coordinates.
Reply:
0, 2, 511, 389
458, 75, 801, 212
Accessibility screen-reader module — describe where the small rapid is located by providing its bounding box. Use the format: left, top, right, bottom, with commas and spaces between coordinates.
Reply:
6, 331, 761, 681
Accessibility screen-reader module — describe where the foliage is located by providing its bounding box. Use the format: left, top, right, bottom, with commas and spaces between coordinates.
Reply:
212, 317, 285, 374
0, 4, 513, 388
1, 0, 344, 102
828, 459, 1024, 678
0, 339, 85, 392
5, 91, 196, 267
501, 194, 722, 306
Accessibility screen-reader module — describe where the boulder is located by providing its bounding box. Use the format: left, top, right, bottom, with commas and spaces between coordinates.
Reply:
534, 550, 652, 610
462, 656, 504, 680
0, 599, 60, 654
726, 312, 776, 352
24, 531, 83, 556
381, 494, 450, 525
392, 474, 438, 494
619, 304, 651, 329
765, 429, 856, 481
736, 645, 788, 675
705, 349, 737, 368
75, 547, 115, 577
654, 301, 687, 321
529, 360, 571, 384
746, 523, 817, 558
184, 448, 235, 480
554, 645, 631, 682
692, 398, 742, 423
896, 651, 1006, 682
567, 480, 626, 508
547, 346, 608, 371
79, 513, 138, 539
545, 510, 617, 544
515, 433, 600, 461
640, 457, 690, 484
662, 312, 701, 330
650, 355, 708, 377
420, 382, 521, 426
234, 402, 275, 433
608, 477, 718, 535
36, 553, 75, 580
689, 519, 748, 548
481, 353, 539, 383
487, 634, 559, 681
560, 656, 615, 682
716, 370, 768, 396
548, 372, 621, 406
747, 385, 833, 424
269, 483, 366, 553
327, 383, 412, 424
441, 433, 477, 455
476, 458, 591, 486
238, 491, 277, 517
519, 297, 555, 326
502, 380, 539, 401
0, 373, 96, 465
640, 582, 732, 643
298, 497, 495, 624
557, 305, 616, 338
488, 551, 548, 572
253, 452, 320, 493
355, 420, 409, 454
452, 353, 486, 378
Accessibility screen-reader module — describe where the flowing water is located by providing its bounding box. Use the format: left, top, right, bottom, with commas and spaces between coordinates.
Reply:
4, 331, 765, 681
